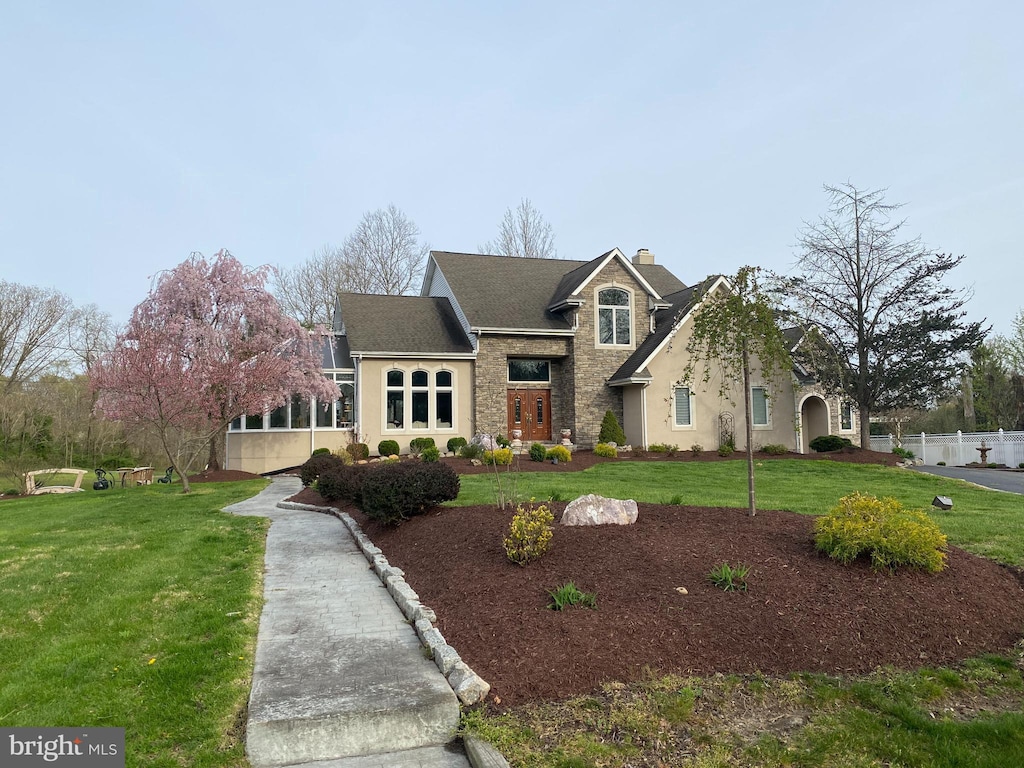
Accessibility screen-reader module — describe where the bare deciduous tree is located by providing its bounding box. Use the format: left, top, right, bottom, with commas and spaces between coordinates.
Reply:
786, 183, 986, 447
274, 244, 347, 328
341, 205, 428, 295
481, 198, 558, 259
0, 281, 76, 394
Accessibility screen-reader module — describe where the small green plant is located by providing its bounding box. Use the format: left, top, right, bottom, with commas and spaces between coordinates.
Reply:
1019, 462, 1024, 469
987, 462, 999, 468
409, 437, 436, 455
529, 442, 548, 462
665, 494, 684, 505
648, 443, 678, 454
717, 444, 734, 457
548, 581, 597, 610
459, 442, 484, 460
690, 444, 703, 456
546, 445, 571, 463
377, 439, 400, 457
707, 562, 750, 591
762, 443, 788, 455
503, 501, 554, 566
496, 434, 511, 449
484, 447, 514, 465
814, 492, 947, 572
937, 461, 946, 466
421, 446, 441, 462
447, 436, 468, 454
598, 410, 627, 445
311, 447, 331, 456
892, 446, 915, 460
594, 443, 618, 458
810, 434, 849, 452
346, 442, 370, 461
331, 447, 355, 465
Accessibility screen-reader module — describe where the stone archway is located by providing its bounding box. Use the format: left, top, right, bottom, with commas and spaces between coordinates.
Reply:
800, 395, 830, 453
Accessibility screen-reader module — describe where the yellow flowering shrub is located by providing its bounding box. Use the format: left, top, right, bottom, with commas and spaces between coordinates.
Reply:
545, 445, 572, 463
814, 492, 948, 572
483, 448, 514, 465
503, 501, 554, 566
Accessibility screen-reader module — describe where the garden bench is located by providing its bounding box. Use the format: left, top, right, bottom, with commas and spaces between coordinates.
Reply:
24, 468, 87, 495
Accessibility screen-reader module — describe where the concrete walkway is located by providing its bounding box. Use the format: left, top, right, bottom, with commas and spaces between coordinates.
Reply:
225, 477, 469, 768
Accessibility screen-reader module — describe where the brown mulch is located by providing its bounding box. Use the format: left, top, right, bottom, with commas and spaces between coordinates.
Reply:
288, 450, 1024, 709
187, 469, 263, 483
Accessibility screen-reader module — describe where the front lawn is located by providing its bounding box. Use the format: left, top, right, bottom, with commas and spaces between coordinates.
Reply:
0, 480, 268, 768
456, 459, 1024, 565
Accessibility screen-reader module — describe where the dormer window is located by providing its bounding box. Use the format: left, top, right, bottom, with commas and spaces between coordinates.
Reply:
597, 288, 631, 346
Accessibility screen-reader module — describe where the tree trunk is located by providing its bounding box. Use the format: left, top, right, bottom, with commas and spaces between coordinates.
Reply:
859, 402, 872, 449
206, 431, 223, 471
742, 341, 756, 517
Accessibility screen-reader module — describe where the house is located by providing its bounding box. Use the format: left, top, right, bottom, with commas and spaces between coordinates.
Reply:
226, 248, 858, 473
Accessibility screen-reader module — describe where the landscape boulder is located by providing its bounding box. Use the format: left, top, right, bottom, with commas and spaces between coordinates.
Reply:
562, 494, 638, 526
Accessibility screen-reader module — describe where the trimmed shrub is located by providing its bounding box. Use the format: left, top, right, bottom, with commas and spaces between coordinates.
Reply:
409, 437, 436, 455
483, 447, 514, 466
937, 461, 946, 466
359, 461, 460, 525
762, 444, 788, 455
529, 442, 548, 462
318, 463, 369, 505
598, 410, 627, 445
377, 439, 401, 457
814, 492, 947, 572
311, 447, 331, 456
299, 453, 344, 487
503, 501, 554, 566
447, 437, 468, 454
421, 446, 441, 462
717, 444, 734, 457
546, 445, 571, 463
809, 434, 847, 452
690, 444, 703, 456
594, 443, 618, 458
346, 442, 370, 461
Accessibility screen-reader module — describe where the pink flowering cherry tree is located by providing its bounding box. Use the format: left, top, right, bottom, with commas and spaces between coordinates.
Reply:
91, 250, 338, 493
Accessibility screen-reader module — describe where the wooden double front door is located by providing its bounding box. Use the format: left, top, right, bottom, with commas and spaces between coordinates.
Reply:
507, 389, 551, 442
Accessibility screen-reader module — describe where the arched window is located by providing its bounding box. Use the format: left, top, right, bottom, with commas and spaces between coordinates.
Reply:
597, 288, 631, 345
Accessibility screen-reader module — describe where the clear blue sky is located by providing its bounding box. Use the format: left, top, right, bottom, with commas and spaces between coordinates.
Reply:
2, 2, 1021, 335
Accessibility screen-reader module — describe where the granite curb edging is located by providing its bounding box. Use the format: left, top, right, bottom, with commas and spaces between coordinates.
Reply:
275, 500, 509, 767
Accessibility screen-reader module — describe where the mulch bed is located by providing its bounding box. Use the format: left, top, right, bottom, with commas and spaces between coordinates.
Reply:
187, 469, 263, 483
288, 450, 1024, 708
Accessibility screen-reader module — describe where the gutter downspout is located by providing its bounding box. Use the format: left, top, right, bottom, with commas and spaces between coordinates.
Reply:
640, 383, 649, 449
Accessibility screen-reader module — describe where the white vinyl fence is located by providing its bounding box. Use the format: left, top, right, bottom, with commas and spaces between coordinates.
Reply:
869, 430, 1024, 467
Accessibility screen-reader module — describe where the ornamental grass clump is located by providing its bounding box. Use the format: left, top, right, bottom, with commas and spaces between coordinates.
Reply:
814, 492, 948, 572
503, 501, 554, 566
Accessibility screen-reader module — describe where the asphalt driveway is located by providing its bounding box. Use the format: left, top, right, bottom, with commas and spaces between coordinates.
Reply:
911, 465, 1024, 495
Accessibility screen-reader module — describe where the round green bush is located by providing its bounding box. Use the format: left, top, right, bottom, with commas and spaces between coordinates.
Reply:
529, 442, 548, 462
311, 447, 331, 456
377, 439, 400, 457
421, 446, 441, 462
346, 442, 370, 461
546, 445, 571, 463
447, 437, 468, 454
809, 434, 847, 452
409, 437, 436, 455
594, 442, 618, 458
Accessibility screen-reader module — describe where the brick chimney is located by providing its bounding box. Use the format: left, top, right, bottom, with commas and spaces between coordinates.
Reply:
632, 248, 655, 265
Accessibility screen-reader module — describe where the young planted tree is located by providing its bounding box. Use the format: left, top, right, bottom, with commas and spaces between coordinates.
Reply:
91, 250, 338, 492
682, 267, 792, 517
788, 183, 986, 446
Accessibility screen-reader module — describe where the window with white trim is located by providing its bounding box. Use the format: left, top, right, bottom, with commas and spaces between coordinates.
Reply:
841, 402, 853, 431
597, 288, 631, 346
751, 386, 770, 427
386, 370, 405, 430
436, 370, 453, 428
411, 370, 429, 429
673, 386, 693, 427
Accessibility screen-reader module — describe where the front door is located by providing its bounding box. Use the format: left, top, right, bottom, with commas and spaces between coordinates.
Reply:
507, 389, 552, 442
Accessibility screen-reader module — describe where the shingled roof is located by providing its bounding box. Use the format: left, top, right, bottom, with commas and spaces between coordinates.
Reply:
336, 293, 474, 355
427, 251, 687, 331
609, 275, 723, 384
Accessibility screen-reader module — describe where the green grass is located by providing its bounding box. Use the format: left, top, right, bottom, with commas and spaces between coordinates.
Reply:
456, 460, 1024, 564
461, 459, 1024, 766
0, 480, 269, 768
